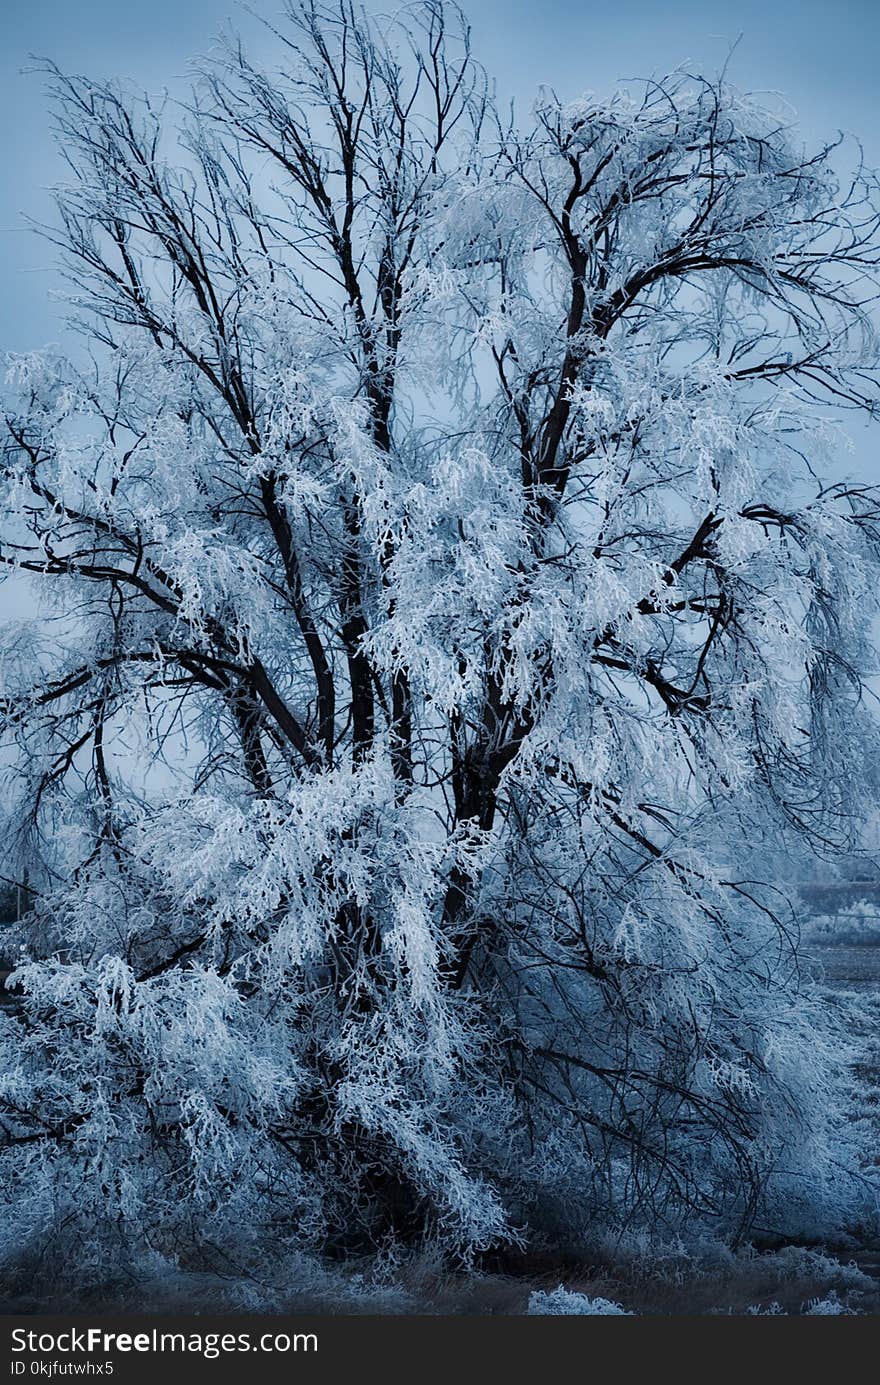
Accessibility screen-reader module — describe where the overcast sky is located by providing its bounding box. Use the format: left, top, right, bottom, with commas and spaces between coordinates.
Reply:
2, 0, 879, 352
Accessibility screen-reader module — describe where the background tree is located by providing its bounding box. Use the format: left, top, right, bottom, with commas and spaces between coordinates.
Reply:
2, 0, 880, 1289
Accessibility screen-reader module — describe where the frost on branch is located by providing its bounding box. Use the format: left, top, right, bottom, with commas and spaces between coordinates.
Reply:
2, 0, 880, 1293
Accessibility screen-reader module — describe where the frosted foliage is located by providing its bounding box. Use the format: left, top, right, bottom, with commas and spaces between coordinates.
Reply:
528, 1287, 630, 1315
2, 1, 880, 1287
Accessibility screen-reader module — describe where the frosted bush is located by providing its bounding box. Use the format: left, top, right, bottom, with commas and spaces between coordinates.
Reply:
528, 1287, 630, 1316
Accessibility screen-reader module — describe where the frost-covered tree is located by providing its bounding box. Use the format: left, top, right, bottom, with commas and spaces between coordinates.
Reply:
2, 0, 880, 1290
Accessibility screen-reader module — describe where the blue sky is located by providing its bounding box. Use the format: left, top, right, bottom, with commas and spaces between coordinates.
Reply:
2, 1, 878, 350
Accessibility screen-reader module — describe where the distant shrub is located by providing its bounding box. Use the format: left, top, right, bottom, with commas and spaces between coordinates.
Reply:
528, 1286, 630, 1315
802, 899, 880, 945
